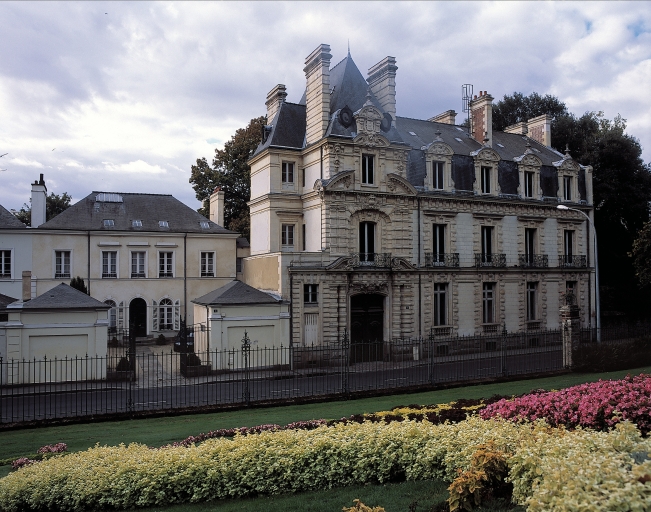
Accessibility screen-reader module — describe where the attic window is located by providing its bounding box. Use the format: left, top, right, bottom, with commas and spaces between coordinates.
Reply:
103, 219, 115, 227
159, 220, 169, 228
496, 143, 505, 148
132, 220, 142, 227
199, 221, 210, 229
96, 193, 123, 203
409, 131, 417, 136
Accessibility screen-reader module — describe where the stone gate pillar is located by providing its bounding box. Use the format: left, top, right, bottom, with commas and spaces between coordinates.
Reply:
560, 301, 580, 369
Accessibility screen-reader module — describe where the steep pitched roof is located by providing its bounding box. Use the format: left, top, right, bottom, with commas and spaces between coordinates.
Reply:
39, 192, 236, 234
192, 280, 281, 306
0, 204, 27, 229
0, 293, 18, 310
21, 283, 110, 310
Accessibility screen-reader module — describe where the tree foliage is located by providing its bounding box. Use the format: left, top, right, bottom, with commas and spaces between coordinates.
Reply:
630, 221, 651, 289
69, 276, 89, 295
189, 116, 266, 240
15, 192, 72, 226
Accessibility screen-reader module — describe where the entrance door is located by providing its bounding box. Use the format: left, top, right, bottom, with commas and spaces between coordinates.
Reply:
350, 294, 384, 363
129, 298, 147, 338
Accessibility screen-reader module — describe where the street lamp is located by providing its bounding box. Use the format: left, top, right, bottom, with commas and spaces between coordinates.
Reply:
557, 204, 600, 342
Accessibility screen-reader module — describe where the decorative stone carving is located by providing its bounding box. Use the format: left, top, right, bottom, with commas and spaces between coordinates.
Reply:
329, 143, 344, 174
423, 142, 454, 156
353, 132, 390, 148
350, 281, 388, 294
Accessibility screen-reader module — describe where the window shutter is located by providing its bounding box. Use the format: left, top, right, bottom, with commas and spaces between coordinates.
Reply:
152, 300, 158, 331
174, 300, 181, 330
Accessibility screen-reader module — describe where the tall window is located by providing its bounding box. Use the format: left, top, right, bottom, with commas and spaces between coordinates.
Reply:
524, 228, 536, 265
481, 226, 493, 263
524, 171, 534, 198
566, 280, 578, 305
526, 282, 538, 321
159, 298, 173, 330
433, 161, 444, 190
359, 221, 375, 262
302, 224, 306, 251
104, 300, 117, 332
0, 250, 11, 278
433, 224, 446, 264
304, 284, 318, 304
282, 162, 294, 184
159, 252, 173, 278
281, 224, 295, 249
433, 283, 447, 326
362, 154, 374, 184
102, 251, 117, 278
564, 230, 574, 262
55, 250, 71, 278
131, 252, 146, 278
201, 252, 214, 277
481, 166, 491, 194
482, 283, 495, 324
236, 257, 243, 273
563, 176, 572, 201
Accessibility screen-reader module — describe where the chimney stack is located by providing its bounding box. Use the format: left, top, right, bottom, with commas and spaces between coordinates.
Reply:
209, 187, 225, 227
303, 44, 332, 146
31, 173, 47, 227
504, 122, 528, 135
367, 56, 398, 126
470, 91, 493, 147
527, 114, 552, 147
22, 271, 31, 301
265, 84, 287, 124
428, 110, 457, 125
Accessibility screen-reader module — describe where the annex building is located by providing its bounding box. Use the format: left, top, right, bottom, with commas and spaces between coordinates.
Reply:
243, 44, 596, 348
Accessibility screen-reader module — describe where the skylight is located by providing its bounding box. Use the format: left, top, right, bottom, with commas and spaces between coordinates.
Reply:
409, 131, 417, 136
497, 143, 505, 148
96, 193, 123, 203
199, 221, 210, 229
454, 137, 463, 142
103, 219, 115, 227
132, 220, 142, 227
455, 127, 464, 131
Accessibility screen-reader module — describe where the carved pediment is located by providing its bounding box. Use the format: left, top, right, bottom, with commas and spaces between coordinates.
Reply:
391, 257, 417, 271
470, 147, 501, 162
350, 281, 389, 294
514, 153, 542, 167
324, 170, 354, 191
353, 132, 390, 148
553, 156, 580, 173
423, 141, 454, 156
354, 103, 383, 135
386, 173, 417, 195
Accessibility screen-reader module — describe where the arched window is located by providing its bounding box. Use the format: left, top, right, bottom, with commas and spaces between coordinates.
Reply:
104, 300, 117, 333
159, 298, 173, 330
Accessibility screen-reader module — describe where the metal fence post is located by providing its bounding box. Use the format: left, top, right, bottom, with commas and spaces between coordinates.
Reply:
241, 330, 251, 405
341, 329, 350, 394
501, 324, 508, 377
428, 327, 434, 385
127, 328, 135, 413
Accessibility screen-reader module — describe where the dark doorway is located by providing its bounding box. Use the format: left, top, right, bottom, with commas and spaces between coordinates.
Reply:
350, 294, 384, 363
129, 298, 147, 338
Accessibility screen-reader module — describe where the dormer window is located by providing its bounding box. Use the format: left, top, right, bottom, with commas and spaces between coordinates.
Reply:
362, 154, 374, 184
563, 176, 572, 201
103, 219, 115, 227
199, 221, 210, 229
433, 161, 444, 190
159, 220, 169, 228
524, 172, 534, 198
481, 166, 492, 194
132, 220, 142, 227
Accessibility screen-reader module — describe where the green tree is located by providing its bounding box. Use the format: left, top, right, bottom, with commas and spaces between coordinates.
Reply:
69, 276, 89, 294
189, 116, 266, 240
631, 221, 651, 289
492, 91, 569, 131
15, 192, 72, 226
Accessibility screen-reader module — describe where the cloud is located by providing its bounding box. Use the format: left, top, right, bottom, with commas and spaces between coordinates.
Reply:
103, 160, 166, 175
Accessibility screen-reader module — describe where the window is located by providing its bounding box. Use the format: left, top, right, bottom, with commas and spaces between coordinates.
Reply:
481, 166, 491, 194
564, 230, 574, 258
131, 252, 146, 278
304, 284, 318, 304
563, 176, 572, 201
526, 282, 538, 321
302, 168, 306, 188
282, 162, 294, 184
433, 283, 447, 326
103, 219, 115, 227
359, 221, 375, 262
201, 252, 215, 277
159, 252, 174, 278
433, 224, 446, 265
302, 224, 306, 251
362, 154, 374, 184
524, 172, 534, 198
566, 281, 578, 305
199, 221, 210, 229
433, 161, 444, 190
482, 283, 496, 324
0, 250, 11, 278
481, 226, 493, 260
104, 300, 117, 332
159, 220, 169, 228
55, 251, 71, 278
281, 224, 295, 248
236, 257, 243, 273
525, 228, 536, 265
159, 298, 173, 330
132, 219, 142, 227
102, 251, 117, 278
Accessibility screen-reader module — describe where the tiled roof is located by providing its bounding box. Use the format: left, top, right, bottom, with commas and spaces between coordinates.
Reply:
192, 280, 281, 306
0, 204, 27, 229
38, 192, 236, 234
22, 283, 110, 310
0, 293, 18, 310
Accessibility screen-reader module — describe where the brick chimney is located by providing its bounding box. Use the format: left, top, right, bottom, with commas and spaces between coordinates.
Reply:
265, 84, 287, 124
209, 187, 224, 227
428, 110, 457, 125
31, 173, 47, 227
527, 114, 552, 147
303, 44, 332, 146
470, 91, 493, 147
367, 56, 398, 126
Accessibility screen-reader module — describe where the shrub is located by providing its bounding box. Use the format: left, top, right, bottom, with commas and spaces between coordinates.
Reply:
37, 443, 67, 454
343, 499, 385, 512
156, 334, 167, 345
115, 357, 131, 372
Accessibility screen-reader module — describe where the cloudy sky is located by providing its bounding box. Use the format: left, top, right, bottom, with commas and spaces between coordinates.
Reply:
1, 1, 650, 213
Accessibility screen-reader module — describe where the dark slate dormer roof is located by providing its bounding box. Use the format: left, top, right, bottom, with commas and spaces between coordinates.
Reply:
0, 293, 18, 310
22, 284, 110, 310
0, 204, 27, 229
236, 237, 250, 248
192, 280, 282, 306
38, 192, 236, 234
254, 102, 307, 156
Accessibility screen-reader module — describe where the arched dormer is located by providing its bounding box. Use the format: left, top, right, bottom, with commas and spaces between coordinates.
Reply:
422, 136, 454, 192
514, 150, 543, 200
470, 147, 501, 196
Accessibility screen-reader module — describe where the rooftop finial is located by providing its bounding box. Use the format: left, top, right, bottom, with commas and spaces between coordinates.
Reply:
565, 143, 571, 158
348, 40, 350, 57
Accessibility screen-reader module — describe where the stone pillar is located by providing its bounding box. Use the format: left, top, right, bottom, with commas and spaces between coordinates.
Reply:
560, 303, 580, 368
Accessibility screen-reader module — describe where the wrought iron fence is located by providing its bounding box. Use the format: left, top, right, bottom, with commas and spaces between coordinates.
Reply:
424, 253, 460, 267
1, 323, 650, 425
350, 253, 392, 268
475, 253, 507, 267
559, 254, 588, 268
518, 254, 549, 268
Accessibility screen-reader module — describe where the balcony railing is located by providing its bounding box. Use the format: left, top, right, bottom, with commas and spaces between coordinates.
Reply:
558, 254, 588, 268
350, 253, 392, 268
475, 253, 507, 268
424, 253, 460, 268
102, 273, 117, 279
518, 254, 549, 268
131, 272, 146, 279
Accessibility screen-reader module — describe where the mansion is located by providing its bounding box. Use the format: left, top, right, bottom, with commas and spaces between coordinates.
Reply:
243, 44, 596, 346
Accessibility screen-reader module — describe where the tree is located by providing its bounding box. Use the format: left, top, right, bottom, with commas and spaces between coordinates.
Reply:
189, 116, 266, 240
630, 221, 651, 289
14, 192, 73, 226
492, 91, 568, 131
69, 276, 88, 294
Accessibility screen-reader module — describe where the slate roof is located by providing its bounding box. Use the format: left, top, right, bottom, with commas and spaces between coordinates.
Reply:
0, 293, 18, 310
0, 204, 27, 229
21, 284, 110, 310
236, 237, 250, 248
192, 280, 282, 306
39, 192, 236, 234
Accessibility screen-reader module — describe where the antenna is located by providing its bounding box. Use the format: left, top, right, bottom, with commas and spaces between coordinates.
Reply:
462, 84, 473, 129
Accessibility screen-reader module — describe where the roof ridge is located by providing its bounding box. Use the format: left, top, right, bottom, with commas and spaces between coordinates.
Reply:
90, 191, 174, 197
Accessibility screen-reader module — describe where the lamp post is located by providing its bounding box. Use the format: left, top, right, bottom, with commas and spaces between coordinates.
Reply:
557, 204, 600, 342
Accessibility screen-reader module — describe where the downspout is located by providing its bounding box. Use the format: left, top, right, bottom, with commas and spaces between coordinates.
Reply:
184, 233, 187, 324
87, 231, 91, 295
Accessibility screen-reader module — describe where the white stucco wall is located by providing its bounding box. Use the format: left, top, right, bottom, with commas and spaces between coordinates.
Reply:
0, 231, 33, 300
